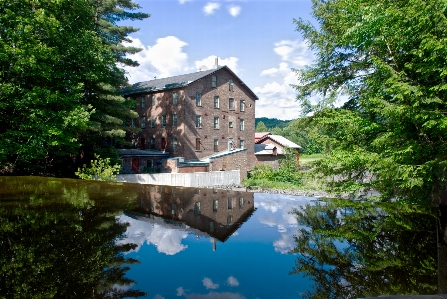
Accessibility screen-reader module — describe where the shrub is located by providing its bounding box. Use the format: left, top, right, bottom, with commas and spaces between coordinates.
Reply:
75, 154, 121, 182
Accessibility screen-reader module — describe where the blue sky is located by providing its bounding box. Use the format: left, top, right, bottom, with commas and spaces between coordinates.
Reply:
122, 0, 316, 120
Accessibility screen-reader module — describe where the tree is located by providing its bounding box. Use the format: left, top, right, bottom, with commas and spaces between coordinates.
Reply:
77, 0, 149, 168
255, 121, 268, 132
0, 0, 112, 174
293, 0, 447, 204
290, 199, 437, 298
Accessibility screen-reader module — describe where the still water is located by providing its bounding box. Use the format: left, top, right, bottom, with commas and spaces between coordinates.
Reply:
0, 176, 439, 298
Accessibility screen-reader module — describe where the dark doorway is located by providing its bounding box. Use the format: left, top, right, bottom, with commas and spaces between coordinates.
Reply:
140, 138, 145, 150
161, 138, 166, 151
131, 158, 139, 173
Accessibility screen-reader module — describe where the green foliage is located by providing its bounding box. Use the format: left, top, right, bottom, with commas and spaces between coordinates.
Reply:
255, 121, 268, 132
76, 154, 121, 181
255, 117, 291, 130
290, 199, 437, 298
0, 176, 145, 298
0, 0, 148, 176
292, 0, 447, 204
244, 148, 302, 188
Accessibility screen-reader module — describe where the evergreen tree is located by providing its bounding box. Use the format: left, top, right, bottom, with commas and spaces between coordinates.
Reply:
293, 0, 447, 203
255, 121, 268, 132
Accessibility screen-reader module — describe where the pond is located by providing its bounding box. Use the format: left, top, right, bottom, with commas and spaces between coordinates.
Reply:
0, 176, 440, 298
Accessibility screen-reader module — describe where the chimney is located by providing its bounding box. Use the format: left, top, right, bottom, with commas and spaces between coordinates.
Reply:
214, 57, 219, 69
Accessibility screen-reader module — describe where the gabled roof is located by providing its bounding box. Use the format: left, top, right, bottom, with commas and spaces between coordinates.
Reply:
256, 134, 302, 149
255, 132, 271, 140
121, 65, 258, 100
255, 143, 283, 155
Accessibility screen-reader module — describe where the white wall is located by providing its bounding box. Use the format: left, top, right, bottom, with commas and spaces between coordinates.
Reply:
116, 170, 240, 187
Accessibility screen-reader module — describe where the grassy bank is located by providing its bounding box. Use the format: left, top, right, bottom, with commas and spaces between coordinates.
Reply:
243, 154, 325, 191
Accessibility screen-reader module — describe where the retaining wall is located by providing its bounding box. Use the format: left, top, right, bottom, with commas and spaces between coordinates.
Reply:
116, 170, 240, 187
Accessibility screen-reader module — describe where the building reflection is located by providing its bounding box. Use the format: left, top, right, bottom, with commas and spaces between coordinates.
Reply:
124, 186, 255, 251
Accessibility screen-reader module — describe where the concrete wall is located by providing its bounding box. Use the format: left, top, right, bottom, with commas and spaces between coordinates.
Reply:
116, 170, 241, 188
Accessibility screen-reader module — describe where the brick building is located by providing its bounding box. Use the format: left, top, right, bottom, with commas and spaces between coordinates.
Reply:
121, 65, 258, 178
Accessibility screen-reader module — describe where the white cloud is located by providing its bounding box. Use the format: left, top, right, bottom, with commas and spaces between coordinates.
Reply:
153, 295, 165, 299
228, 5, 241, 17
179, 0, 192, 3
203, 277, 219, 289
273, 232, 296, 254
117, 215, 189, 255
203, 2, 221, 15
227, 276, 239, 287
123, 36, 190, 84
254, 39, 314, 119
177, 287, 186, 296
195, 55, 240, 75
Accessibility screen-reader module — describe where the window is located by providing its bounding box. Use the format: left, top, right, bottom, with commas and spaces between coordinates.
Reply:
240, 100, 245, 112
239, 197, 244, 207
229, 98, 234, 110
196, 138, 201, 151
162, 115, 166, 127
131, 118, 136, 128
210, 220, 215, 233
227, 215, 233, 226
214, 138, 219, 152
172, 137, 178, 151
239, 140, 244, 148
172, 204, 177, 216
141, 116, 146, 128
213, 199, 218, 212
150, 137, 155, 149
141, 96, 146, 108
151, 95, 156, 106
214, 116, 219, 129
196, 92, 202, 106
240, 119, 245, 131
147, 159, 153, 168
214, 96, 219, 109
195, 115, 202, 128
172, 114, 178, 127
229, 79, 234, 91
194, 202, 201, 215
229, 121, 233, 128
151, 116, 155, 128
228, 198, 233, 210
173, 91, 178, 105
212, 75, 217, 88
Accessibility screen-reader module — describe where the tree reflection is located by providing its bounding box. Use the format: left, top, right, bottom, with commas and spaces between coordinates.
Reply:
290, 199, 437, 299
0, 177, 145, 298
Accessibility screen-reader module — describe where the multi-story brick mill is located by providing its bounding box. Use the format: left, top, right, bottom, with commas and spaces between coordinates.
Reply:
120, 64, 258, 179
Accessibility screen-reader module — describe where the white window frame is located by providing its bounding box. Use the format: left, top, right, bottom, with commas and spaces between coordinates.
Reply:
229, 98, 234, 110
240, 139, 244, 148
172, 137, 178, 151
141, 96, 146, 108
141, 116, 146, 128
173, 91, 178, 105
196, 92, 202, 106
162, 115, 166, 127
214, 116, 219, 129
240, 119, 245, 131
151, 116, 155, 128
195, 115, 202, 128
214, 96, 219, 109
212, 75, 217, 88
172, 114, 178, 127
151, 95, 156, 106
240, 100, 245, 112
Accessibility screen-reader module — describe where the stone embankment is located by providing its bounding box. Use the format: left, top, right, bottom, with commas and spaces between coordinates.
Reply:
212, 184, 335, 198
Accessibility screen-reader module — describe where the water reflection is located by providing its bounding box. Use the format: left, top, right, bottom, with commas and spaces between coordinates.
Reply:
0, 176, 145, 298
119, 186, 255, 253
290, 199, 438, 298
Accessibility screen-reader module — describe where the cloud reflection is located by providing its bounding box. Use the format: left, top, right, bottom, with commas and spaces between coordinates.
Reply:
202, 277, 219, 289
117, 215, 188, 255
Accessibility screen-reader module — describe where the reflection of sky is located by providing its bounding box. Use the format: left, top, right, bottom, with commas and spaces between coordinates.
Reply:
122, 193, 315, 299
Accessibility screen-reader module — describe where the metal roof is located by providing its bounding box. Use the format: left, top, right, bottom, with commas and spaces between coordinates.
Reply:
117, 149, 171, 157
256, 134, 302, 149
255, 143, 284, 155
120, 65, 258, 100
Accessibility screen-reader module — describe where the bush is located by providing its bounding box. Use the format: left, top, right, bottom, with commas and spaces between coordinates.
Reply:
75, 154, 121, 182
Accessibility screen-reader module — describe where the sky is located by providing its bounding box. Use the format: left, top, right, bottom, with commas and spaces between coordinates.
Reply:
121, 0, 316, 120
